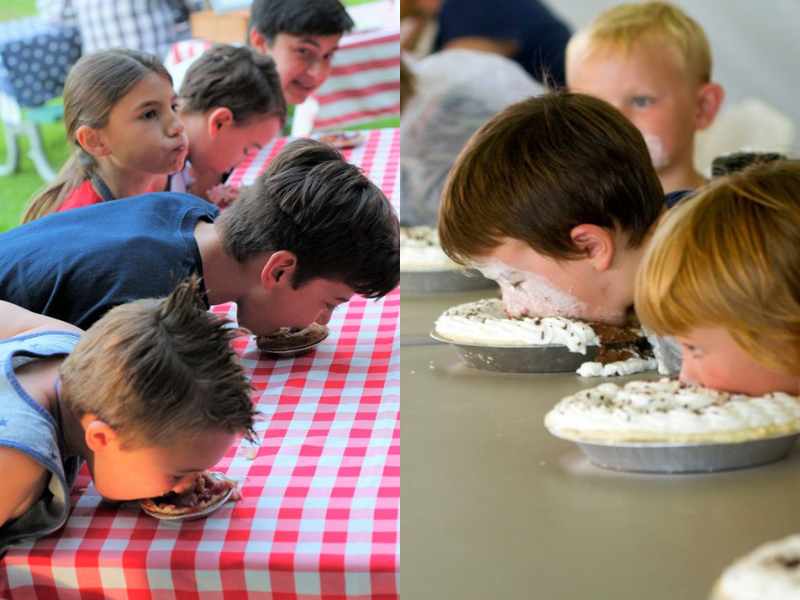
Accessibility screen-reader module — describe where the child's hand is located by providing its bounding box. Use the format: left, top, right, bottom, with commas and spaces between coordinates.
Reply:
206, 184, 240, 209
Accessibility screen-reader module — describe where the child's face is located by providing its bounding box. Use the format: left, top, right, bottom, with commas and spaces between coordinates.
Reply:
90, 428, 237, 501
677, 326, 800, 396
259, 33, 342, 105
98, 72, 189, 175
476, 237, 630, 325
567, 40, 700, 177
240, 275, 354, 335
211, 115, 283, 175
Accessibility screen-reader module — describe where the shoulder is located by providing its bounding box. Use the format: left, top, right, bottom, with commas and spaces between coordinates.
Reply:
0, 446, 49, 528
59, 180, 102, 212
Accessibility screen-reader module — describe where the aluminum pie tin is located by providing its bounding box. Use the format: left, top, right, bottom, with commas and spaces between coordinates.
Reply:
401, 269, 497, 295
140, 472, 235, 521
430, 331, 598, 373
549, 430, 800, 473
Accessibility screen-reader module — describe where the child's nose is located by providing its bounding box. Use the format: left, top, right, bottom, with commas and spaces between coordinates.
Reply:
678, 362, 698, 386
315, 309, 332, 325
171, 474, 196, 494
307, 59, 325, 82
167, 114, 185, 137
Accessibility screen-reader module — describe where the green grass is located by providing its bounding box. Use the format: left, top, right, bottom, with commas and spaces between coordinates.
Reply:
0, 0, 36, 21
0, 0, 68, 231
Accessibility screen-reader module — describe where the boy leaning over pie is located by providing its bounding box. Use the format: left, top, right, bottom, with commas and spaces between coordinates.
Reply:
635, 159, 800, 396
0, 277, 257, 555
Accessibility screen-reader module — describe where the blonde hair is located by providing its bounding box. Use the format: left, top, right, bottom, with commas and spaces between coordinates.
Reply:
60, 277, 257, 449
568, 2, 712, 83
635, 160, 800, 375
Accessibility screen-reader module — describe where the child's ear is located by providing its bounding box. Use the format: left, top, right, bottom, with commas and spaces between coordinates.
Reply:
208, 107, 234, 139
75, 125, 111, 158
695, 82, 725, 131
260, 250, 298, 289
569, 224, 615, 271
81, 416, 118, 453
249, 28, 270, 54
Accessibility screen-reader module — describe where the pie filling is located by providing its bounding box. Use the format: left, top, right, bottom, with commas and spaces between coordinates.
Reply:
141, 472, 233, 516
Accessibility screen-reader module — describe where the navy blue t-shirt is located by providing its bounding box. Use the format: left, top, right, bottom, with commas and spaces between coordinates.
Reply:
664, 189, 692, 209
0, 193, 218, 329
433, 0, 572, 87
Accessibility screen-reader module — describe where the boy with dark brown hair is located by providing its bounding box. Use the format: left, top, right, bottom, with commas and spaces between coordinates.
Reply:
0, 278, 257, 554
439, 92, 672, 326
0, 139, 399, 336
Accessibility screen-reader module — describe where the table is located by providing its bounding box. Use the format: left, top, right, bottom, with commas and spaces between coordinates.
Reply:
1, 130, 400, 599
303, 28, 400, 132
401, 292, 800, 600
0, 17, 81, 181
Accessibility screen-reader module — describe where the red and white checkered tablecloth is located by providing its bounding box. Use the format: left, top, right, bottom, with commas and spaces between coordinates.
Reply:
0, 130, 400, 600
229, 128, 399, 211
310, 28, 400, 131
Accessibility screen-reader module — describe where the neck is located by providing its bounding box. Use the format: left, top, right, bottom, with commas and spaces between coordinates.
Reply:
658, 162, 706, 193
188, 163, 224, 200
94, 161, 167, 199
612, 219, 663, 318
54, 382, 91, 461
195, 221, 254, 305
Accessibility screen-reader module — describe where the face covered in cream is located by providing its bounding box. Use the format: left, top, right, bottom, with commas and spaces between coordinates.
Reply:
475, 259, 590, 319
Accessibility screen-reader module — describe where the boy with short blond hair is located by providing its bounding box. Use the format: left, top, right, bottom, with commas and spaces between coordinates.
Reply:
439, 92, 667, 326
0, 278, 257, 553
566, 1, 724, 192
635, 160, 800, 396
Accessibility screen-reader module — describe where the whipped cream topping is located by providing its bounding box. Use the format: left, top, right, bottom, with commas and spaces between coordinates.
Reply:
475, 259, 589, 319
712, 535, 800, 600
545, 378, 800, 442
435, 299, 600, 352
400, 226, 459, 271
576, 357, 658, 377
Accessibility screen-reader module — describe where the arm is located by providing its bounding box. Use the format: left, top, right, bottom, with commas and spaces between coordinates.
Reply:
0, 301, 82, 340
0, 447, 49, 529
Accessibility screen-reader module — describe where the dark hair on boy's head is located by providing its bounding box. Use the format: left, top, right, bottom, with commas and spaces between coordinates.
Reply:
218, 139, 399, 298
438, 92, 664, 265
60, 276, 257, 448
711, 151, 787, 178
179, 44, 287, 124
249, 0, 354, 41
22, 48, 171, 223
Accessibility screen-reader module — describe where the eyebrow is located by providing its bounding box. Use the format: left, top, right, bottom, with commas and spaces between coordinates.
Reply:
299, 37, 321, 48
134, 93, 177, 110
334, 296, 350, 303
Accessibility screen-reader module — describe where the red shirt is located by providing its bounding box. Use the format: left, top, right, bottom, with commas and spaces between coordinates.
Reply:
58, 179, 103, 212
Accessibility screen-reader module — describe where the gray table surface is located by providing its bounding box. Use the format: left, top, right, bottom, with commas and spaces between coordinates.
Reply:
401, 295, 800, 600
400, 289, 498, 345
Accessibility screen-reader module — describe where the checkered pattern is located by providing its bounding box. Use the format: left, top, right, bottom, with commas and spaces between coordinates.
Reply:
0, 130, 399, 599
229, 128, 399, 211
75, 0, 204, 58
311, 28, 400, 131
